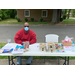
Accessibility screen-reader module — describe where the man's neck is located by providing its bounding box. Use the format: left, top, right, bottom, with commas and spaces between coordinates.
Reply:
25, 30, 29, 33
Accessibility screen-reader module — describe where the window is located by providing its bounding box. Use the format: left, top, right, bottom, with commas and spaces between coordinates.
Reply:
42, 10, 47, 17
24, 10, 30, 17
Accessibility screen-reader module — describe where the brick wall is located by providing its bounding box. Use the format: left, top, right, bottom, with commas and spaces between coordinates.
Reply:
17, 9, 53, 22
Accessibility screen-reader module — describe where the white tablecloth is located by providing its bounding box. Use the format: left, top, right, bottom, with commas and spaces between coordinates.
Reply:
0, 43, 75, 56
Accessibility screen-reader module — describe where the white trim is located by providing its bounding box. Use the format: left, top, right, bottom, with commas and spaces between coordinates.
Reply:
42, 10, 48, 17
24, 10, 30, 17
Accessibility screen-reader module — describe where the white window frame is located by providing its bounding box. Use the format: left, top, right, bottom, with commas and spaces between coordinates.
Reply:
24, 10, 30, 17
42, 10, 48, 17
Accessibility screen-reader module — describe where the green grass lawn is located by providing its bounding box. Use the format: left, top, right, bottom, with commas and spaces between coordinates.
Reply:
63, 19, 75, 24
0, 18, 75, 25
0, 18, 49, 24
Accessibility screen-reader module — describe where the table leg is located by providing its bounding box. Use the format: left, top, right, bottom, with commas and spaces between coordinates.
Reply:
8, 56, 16, 65
67, 56, 69, 65
8, 56, 10, 65
58, 56, 60, 65
65, 56, 66, 65
63, 56, 69, 65
44, 56, 45, 63
63, 57, 66, 65
11, 56, 13, 65
11, 56, 15, 65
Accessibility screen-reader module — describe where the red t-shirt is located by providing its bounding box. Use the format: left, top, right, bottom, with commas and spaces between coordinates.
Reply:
14, 29, 37, 44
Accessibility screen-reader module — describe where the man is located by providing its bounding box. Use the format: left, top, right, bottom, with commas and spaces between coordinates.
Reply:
14, 22, 37, 65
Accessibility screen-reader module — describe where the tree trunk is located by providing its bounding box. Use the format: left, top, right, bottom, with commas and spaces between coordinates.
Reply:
57, 9, 61, 23
67, 9, 71, 19
62, 9, 65, 17
51, 9, 61, 23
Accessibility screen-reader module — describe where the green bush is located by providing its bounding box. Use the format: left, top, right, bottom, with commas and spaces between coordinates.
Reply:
0, 10, 3, 20
15, 15, 17, 19
72, 9, 75, 17
40, 18, 43, 22
50, 19, 52, 22
0, 18, 2, 21
63, 14, 67, 19
60, 17, 63, 22
25, 18, 28, 22
17, 18, 20, 22
9, 9, 17, 18
31, 18, 34, 22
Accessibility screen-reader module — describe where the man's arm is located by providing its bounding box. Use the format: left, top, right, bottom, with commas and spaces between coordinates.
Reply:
14, 32, 22, 44
29, 32, 37, 44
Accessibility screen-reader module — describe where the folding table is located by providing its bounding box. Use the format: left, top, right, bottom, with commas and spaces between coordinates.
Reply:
1, 43, 75, 65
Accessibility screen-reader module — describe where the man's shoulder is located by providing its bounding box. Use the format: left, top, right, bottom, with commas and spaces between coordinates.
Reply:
29, 30, 36, 34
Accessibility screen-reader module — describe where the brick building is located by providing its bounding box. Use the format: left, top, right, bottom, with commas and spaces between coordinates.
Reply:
17, 9, 53, 22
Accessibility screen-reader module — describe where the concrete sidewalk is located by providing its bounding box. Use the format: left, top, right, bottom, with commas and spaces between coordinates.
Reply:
0, 59, 75, 65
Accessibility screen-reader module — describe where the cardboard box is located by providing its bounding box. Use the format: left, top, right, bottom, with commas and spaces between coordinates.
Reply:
61, 40, 72, 46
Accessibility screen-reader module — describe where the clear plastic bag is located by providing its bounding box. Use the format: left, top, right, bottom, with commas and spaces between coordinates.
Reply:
64, 36, 73, 43
23, 41, 29, 52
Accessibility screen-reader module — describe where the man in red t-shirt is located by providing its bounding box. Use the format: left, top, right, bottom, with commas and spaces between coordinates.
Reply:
14, 22, 37, 65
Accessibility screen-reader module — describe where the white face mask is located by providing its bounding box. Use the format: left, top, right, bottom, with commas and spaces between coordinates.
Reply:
24, 27, 29, 31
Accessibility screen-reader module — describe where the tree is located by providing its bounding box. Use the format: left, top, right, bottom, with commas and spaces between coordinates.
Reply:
51, 9, 61, 23
72, 9, 75, 17
0, 9, 17, 20
1, 9, 10, 19
67, 9, 71, 19
0, 9, 2, 21
0, 9, 2, 18
62, 9, 67, 17
9, 9, 17, 18
62, 9, 65, 17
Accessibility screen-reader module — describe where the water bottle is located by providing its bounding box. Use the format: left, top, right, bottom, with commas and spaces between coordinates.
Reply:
72, 41, 75, 52
7, 39, 11, 43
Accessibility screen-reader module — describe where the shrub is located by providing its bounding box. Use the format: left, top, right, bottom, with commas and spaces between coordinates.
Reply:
0, 18, 2, 21
40, 18, 43, 22
17, 18, 20, 22
0, 10, 2, 20
25, 18, 28, 22
63, 14, 67, 19
50, 19, 52, 22
72, 9, 75, 17
31, 18, 34, 22
15, 15, 17, 19
60, 17, 63, 22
